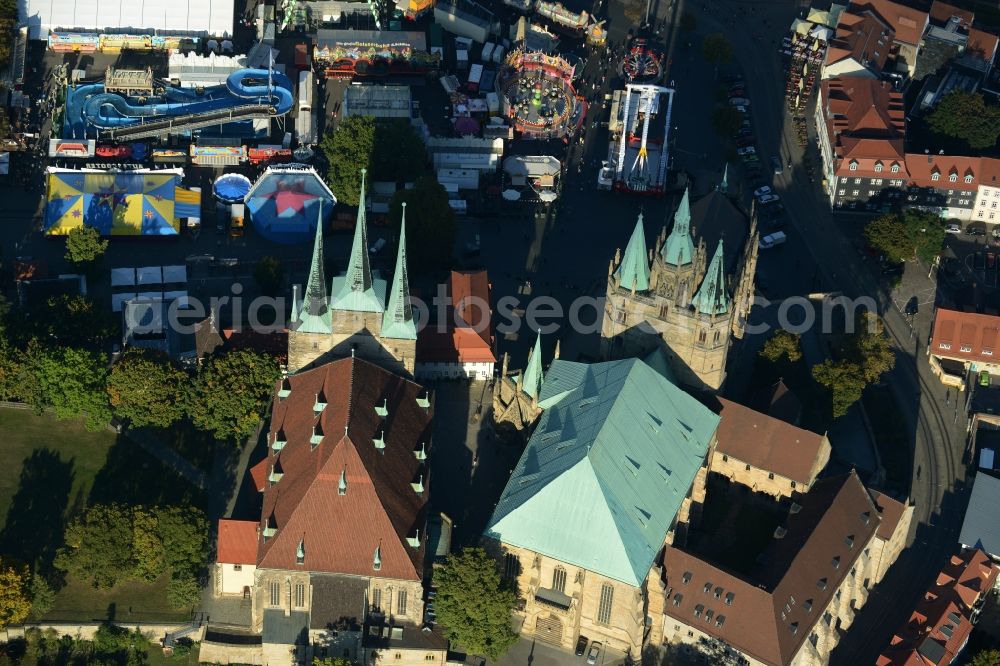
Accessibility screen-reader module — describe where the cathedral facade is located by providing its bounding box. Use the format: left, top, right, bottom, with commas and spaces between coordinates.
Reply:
600, 188, 758, 391
287, 170, 417, 375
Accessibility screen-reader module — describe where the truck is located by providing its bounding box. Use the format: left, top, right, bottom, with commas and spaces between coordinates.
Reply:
467, 64, 484, 92
229, 204, 245, 238
481, 42, 495, 62
456, 48, 469, 71
298, 70, 313, 112
296, 107, 316, 145
758, 231, 787, 249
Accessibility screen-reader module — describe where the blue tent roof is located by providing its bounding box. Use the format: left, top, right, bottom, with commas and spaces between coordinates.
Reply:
245, 166, 337, 244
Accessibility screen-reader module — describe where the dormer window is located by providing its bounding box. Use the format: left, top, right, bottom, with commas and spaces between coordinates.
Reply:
310, 423, 324, 448
932, 172, 940, 182
407, 529, 421, 548
314, 391, 327, 414
373, 545, 382, 571
263, 514, 277, 540
891, 163, 900, 173
416, 391, 431, 409
338, 469, 347, 495
849, 161, 858, 171
269, 461, 284, 484
966, 175, 974, 183
278, 377, 291, 399
874, 162, 883, 173
374, 430, 386, 451
296, 539, 305, 565
414, 442, 427, 460
375, 399, 388, 418
950, 173, 958, 183
411, 474, 425, 495
272, 429, 287, 452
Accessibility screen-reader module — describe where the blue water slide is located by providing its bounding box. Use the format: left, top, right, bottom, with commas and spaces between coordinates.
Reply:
65, 69, 294, 136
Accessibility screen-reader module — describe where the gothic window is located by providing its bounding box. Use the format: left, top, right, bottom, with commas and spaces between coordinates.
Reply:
294, 583, 306, 608
660, 305, 670, 319
503, 553, 520, 581
269, 581, 280, 607
597, 584, 614, 624
373, 587, 382, 610
713, 331, 721, 345
698, 330, 707, 344
397, 590, 408, 616
552, 567, 567, 593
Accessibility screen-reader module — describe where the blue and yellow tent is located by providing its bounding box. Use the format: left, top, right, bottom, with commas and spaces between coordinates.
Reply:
44, 168, 193, 236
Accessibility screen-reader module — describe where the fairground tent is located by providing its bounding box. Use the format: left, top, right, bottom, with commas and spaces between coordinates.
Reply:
44, 168, 201, 236
245, 165, 336, 244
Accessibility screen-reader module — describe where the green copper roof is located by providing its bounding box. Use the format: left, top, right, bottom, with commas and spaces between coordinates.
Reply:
486, 357, 719, 586
295, 200, 333, 334
615, 213, 650, 292
332, 170, 386, 313
719, 163, 728, 193
518, 330, 544, 399
661, 187, 695, 266
381, 207, 417, 340
691, 239, 729, 316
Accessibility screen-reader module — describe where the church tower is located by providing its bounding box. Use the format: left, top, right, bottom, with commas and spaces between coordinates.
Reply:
287, 170, 416, 376
600, 185, 758, 392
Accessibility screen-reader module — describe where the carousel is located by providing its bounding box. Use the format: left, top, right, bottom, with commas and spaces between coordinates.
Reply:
620, 38, 664, 83
497, 50, 586, 139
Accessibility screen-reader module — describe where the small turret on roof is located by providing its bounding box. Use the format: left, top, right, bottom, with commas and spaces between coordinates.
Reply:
662, 187, 695, 266
719, 163, 729, 193
519, 329, 544, 399
615, 213, 651, 293
382, 204, 417, 340
691, 239, 729, 316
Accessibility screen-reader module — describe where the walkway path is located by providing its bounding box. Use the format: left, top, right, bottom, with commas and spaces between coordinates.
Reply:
124, 427, 207, 490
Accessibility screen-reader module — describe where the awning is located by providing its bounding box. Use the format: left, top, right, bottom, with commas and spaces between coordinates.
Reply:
534, 587, 571, 610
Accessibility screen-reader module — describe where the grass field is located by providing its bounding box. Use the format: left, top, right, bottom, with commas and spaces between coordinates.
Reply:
45, 574, 190, 623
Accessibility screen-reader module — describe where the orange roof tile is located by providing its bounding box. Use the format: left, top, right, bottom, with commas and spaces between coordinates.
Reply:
821, 77, 906, 177
853, 0, 928, 44
904, 154, 980, 190
968, 28, 1000, 61
869, 489, 908, 541
930, 308, 1000, 364
217, 519, 259, 565
929, 1, 973, 29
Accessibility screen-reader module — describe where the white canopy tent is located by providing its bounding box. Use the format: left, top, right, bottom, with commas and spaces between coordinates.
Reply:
137, 266, 163, 285
23, 0, 234, 38
111, 292, 137, 312
111, 267, 136, 287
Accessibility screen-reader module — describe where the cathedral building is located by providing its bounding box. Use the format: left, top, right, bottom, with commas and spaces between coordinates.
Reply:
601, 187, 758, 392
287, 170, 417, 376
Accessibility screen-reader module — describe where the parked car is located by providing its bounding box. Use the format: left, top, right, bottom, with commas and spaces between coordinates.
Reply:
753, 186, 772, 197
771, 156, 783, 174
759, 231, 787, 249
575, 636, 589, 657
729, 97, 751, 107
736, 127, 754, 138
737, 146, 757, 156
587, 643, 602, 666
945, 223, 961, 234
734, 105, 749, 114
966, 226, 987, 237
758, 194, 781, 204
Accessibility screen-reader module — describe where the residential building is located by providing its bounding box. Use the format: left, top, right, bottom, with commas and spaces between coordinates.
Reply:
658, 472, 911, 666
972, 157, 1000, 224
877, 548, 998, 666
708, 397, 832, 498
928, 308, 1000, 389
416, 270, 496, 381
216, 519, 258, 596
484, 354, 721, 653
600, 188, 758, 392
213, 356, 434, 665
959, 472, 1000, 559
360, 620, 449, 666
850, 0, 928, 75
816, 77, 907, 210
287, 172, 417, 376
903, 152, 979, 220
822, 7, 895, 80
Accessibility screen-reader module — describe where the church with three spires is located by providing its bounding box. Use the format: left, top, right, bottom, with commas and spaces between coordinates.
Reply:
287, 169, 418, 376
601, 183, 759, 392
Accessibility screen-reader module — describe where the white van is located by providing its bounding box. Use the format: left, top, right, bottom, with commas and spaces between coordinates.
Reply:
759, 231, 787, 249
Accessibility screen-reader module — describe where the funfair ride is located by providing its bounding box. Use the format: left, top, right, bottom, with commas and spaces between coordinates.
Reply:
534, 0, 589, 34
604, 83, 674, 195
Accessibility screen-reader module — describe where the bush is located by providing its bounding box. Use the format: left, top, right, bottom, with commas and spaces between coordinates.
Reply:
166, 574, 201, 610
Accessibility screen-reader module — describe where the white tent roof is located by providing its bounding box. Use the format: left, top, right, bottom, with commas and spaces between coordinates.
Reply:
162, 265, 187, 283
23, 0, 234, 37
111, 292, 137, 312
137, 266, 162, 285
163, 290, 189, 306
111, 267, 137, 286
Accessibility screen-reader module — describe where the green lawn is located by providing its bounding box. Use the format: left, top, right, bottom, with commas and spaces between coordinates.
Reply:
45, 573, 191, 623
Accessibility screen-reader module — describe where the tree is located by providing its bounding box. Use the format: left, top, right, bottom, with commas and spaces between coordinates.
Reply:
56, 504, 137, 589
702, 33, 734, 73
64, 226, 108, 267
21, 294, 117, 347
760, 330, 802, 363
253, 256, 284, 297
28, 573, 55, 620
389, 176, 456, 273
165, 574, 200, 610
812, 360, 867, 418
155, 504, 209, 577
320, 115, 376, 206
970, 649, 1000, 666
680, 10, 697, 32
313, 659, 353, 666
107, 349, 189, 428
434, 548, 517, 661
711, 106, 742, 138
865, 214, 912, 264
903, 209, 946, 265
187, 349, 281, 442
0, 558, 31, 628
131, 508, 165, 583
926, 90, 1000, 150
372, 119, 427, 182
847, 312, 896, 383
20, 342, 111, 431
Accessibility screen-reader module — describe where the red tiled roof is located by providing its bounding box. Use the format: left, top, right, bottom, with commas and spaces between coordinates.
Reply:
869, 489, 908, 541
967, 28, 1000, 61
416, 271, 496, 366
928, 1, 973, 29
980, 157, 1000, 187
662, 473, 880, 665
904, 154, 980, 190
217, 519, 259, 565
930, 308, 1000, 365
450, 270, 492, 348
878, 549, 997, 666
257, 357, 433, 580
250, 458, 269, 492
417, 326, 496, 364
853, 0, 928, 45
826, 9, 894, 72
821, 77, 906, 177
713, 398, 827, 485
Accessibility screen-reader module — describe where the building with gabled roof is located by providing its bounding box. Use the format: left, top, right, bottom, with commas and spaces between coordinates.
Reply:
416, 270, 496, 381
877, 548, 997, 666
658, 472, 911, 666
220, 355, 434, 664
288, 170, 417, 376
849, 0, 928, 74
600, 187, 758, 392
822, 8, 895, 80
928, 308, 1000, 389
485, 353, 720, 653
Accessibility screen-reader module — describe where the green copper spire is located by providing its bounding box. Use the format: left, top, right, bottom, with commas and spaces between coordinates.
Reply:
331, 169, 386, 313
520, 329, 544, 399
662, 187, 695, 266
381, 204, 417, 340
719, 164, 728, 193
615, 213, 650, 293
691, 239, 729, 316
295, 200, 332, 333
